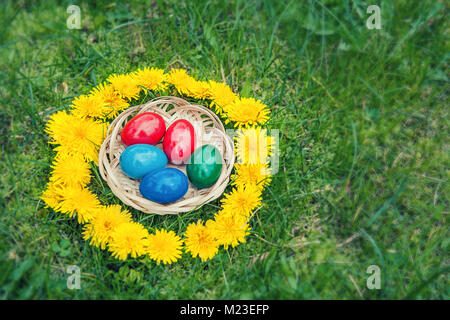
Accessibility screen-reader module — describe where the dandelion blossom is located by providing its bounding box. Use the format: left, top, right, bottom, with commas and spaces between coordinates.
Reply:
232, 162, 271, 191
83, 205, 132, 249
208, 80, 237, 115
146, 229, 183, 265
207, 210, 250, 249
70, 94, 106, 118
90, 82, 129, 118
134, 67, 168, 91
166, 68, 195, 95
107, 73, 142, 100
184, 220, 219, 262
187, 80, 211, 99
55, 186, 101, 223
225, 97, 269, 128
45, 110, 76, 143
52, 116, 107, 163
41, 182, 64, 209
235, 127, 272, 164
108, 222, 149, 260
221, 185, 262, 219
49, 152, 91, 187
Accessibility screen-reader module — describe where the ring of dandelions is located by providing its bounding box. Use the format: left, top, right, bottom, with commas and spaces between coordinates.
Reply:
42, 67, 273, 264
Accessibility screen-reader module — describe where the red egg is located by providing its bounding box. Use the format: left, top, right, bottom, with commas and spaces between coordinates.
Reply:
121, 112, 166, 146
163, 119, 196, 165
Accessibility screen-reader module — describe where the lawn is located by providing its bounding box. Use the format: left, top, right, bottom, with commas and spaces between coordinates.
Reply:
0, 0, 448, 299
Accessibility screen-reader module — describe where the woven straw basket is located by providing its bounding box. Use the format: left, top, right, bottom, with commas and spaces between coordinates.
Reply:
98, 96, 235, 215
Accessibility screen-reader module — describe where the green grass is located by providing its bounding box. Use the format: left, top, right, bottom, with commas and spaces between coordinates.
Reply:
0, 0, 448, 299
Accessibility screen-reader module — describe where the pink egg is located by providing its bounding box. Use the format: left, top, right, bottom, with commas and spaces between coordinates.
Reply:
163, 119, 195, 165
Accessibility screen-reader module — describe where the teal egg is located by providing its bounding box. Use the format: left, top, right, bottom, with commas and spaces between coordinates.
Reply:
186, 145, 222, 189
120, 144, 168, 179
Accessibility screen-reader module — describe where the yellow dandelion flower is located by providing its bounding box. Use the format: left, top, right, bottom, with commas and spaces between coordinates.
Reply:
83, 205, 132, 249
221, 185, 262, 219
55, 186, 101, 224
235, 127, 272, 164
232, 162, 272, 191
187, 80, 211, 99
107, 73, 142, 100
81, 223, 96, 246
206, 210, 250, 249
41, 181, 64, 209
146, 229, 183, 265
225, 97, 269, 128
166, 68, 195, 95
208, 80, 237, 115
52, 116, 107, 163
134, 67, 168, 91
108, 222, 149, 261
184, 220, 219, 262
70, 94, 106, 118
49, 152, 91, 187
90, 82, 129, 118
45, 110, 75, 143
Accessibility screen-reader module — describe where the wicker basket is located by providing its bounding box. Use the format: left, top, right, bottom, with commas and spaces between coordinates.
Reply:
98, 96, 235, 215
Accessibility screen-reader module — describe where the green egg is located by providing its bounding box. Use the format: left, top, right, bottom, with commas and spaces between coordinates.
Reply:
186, 144, 223, 189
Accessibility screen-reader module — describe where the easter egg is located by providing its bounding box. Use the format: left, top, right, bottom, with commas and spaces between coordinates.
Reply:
186, 145, 223, 189
120, 144, 168, 179
163, 119, 195, 165
121, 112, 166, 146
139, 168, 189, 204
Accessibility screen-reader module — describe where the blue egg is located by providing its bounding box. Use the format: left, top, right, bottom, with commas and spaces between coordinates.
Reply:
139, 168, 189, 204
120, 144, 168, 179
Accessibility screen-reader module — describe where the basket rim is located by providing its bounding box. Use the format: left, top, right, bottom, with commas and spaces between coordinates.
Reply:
98, 96, 235, 215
